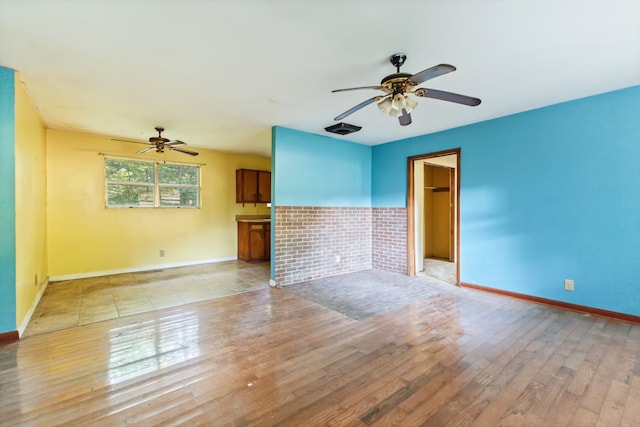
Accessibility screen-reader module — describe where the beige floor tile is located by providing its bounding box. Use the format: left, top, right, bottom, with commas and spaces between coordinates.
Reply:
24, 312, 80, 336
114, 303, 154, 317
113, 293, 154, 317
148, 294, 187, 310
39, 297, 81, 315
78, 309, 119, 326
23, 261, 270, 336
78, 292, 119, 325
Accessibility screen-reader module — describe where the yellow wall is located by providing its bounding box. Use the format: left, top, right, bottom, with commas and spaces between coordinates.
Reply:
47, 129, 271, 277
431, 191, 450, 258
423, 166, 433, 256
423, 165, 451, 259
14, 74, 48, 327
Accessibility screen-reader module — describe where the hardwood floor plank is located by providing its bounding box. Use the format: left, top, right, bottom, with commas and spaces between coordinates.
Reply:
579, 322, 629, 415
621, 375, 640, 427
416, 310, 558, 426
370, 302, 546, 426
2, 270, 640, 426
595, 380, 629, 427
472, 315, 584, 426
360, 363, 447, 425
524, 366, 575, 427
257, 343, 418, 426
566, 322, 608, 397
572, 407, 599, 427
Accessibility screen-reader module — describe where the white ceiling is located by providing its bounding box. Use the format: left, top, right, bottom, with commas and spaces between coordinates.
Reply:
1, 1, 639, 157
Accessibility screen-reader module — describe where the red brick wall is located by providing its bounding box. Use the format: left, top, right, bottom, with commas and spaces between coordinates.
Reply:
274, 206, 371, 286
372, 207, 407, 274
273, 206, 408, 286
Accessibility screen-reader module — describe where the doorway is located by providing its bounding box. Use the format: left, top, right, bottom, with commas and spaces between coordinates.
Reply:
407, 149, 459, 285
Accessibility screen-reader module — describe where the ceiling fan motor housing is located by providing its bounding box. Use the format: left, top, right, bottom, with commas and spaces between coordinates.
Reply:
381, 72, 415, 94
150, 127, 169, 143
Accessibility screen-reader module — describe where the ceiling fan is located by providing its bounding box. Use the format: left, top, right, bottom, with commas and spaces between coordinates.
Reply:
332, 53, 481, 126
112, 127, 199, 156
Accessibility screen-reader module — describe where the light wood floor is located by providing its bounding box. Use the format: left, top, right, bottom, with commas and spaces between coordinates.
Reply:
1, 271, 639, 426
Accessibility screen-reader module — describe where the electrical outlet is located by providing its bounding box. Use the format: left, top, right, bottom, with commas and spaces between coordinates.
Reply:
564, 279, 574, 291
335, 255, 341, 263
159, 250, 165, 257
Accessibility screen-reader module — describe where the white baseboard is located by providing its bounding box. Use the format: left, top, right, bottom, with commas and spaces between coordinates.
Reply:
17, 278, 50, 337
48, 257, 238, 282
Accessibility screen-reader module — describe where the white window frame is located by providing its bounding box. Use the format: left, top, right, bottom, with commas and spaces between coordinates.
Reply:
105, 157, 201, 208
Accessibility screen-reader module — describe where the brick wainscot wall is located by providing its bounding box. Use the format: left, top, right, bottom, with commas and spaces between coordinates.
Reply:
372, 207, 407, 274
274, 206, 407, 286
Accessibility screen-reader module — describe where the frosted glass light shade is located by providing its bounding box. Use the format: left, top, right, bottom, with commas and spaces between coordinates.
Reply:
378, 94, 417, 117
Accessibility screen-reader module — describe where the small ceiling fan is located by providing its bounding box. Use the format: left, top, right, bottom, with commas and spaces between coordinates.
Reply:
332, 53, 481, 126
112, 127, 199, 156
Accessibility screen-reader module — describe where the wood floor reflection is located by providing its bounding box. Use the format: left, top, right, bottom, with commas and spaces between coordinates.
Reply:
2, 269, 639, 426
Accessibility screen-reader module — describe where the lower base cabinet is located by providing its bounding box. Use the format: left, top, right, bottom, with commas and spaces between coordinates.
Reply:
237, 221, 270, 262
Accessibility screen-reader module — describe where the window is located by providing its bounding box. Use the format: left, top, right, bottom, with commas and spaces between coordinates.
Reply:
105, 158, 200, 208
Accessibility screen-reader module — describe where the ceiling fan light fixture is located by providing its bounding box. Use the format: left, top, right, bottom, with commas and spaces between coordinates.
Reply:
404, 95, 418, 113
377, 97, 393, 115
378, 94, 417, 118
391, 93, 407, 111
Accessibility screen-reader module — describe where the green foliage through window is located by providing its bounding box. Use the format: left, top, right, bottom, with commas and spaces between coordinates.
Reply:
105, 158, 200, 208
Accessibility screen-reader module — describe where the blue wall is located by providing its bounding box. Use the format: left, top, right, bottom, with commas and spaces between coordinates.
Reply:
372, 86, 640, 316
272, 126, 371, 207
0, 67, 16, 333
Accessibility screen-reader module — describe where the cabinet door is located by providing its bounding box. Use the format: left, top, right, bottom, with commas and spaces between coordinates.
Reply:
237, 222, 250, 261
264, 224, 271, 259
249, 224, 266, 260
239, 169, 258, 202
236, 170, 243, 203
257, 171, 271, 203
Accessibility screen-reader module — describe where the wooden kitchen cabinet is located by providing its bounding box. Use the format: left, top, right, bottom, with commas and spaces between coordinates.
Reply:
237, 221, 270, 262
236, 169, 271, 204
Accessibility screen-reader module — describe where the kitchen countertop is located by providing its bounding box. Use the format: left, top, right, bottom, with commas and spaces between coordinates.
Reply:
236, 215, 270, 223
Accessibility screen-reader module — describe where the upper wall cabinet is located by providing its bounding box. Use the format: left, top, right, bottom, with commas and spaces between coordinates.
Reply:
236, 169, 271, 204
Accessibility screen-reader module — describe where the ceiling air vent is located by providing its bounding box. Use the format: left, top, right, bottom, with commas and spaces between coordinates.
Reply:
324, 122, 362, 135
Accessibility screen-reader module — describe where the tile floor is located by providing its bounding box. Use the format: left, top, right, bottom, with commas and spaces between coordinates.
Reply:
418, 258, 457, 284
283, 269, 448, 320
24, 261, 270, 337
